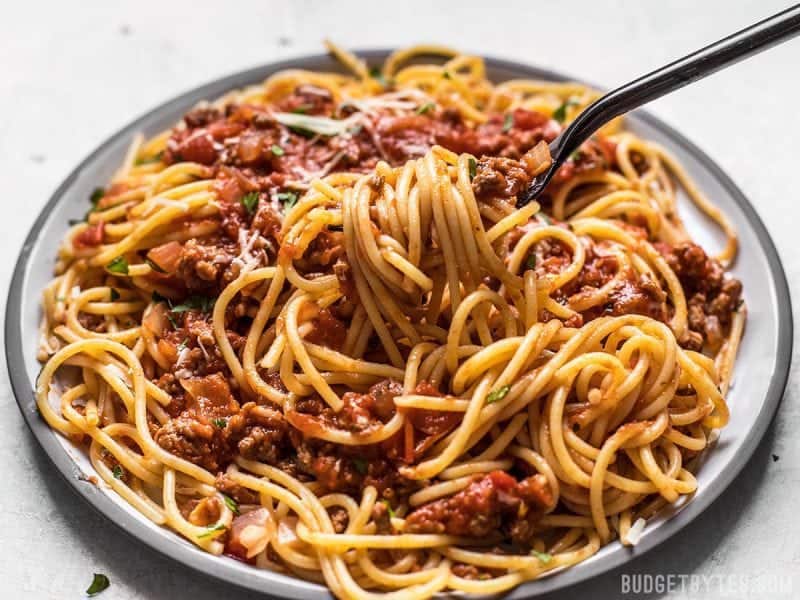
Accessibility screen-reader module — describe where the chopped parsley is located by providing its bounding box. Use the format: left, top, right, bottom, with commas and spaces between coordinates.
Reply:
177, 338, 189, 351
416, 102, 435, 115
211, 418, 227, 429
109, 288, 120, 301
442, 70, 452, 80
383, 500, 396, 519
270, 144, 285, 157
292, 104, 312, 114
526, 254, 537, 270
530, 549, 552, 564
241, 191, 260, 215
276, 191, 299, 210
569, 149, 583, 162
134, 151, 163, 166
486, 385, 511, 404
197, 523, 227, 539
145, 257, 166, 273
90, 187, 105, 206
369, 66, 390, 88
106, 256, 129, 275
112, 465, 124, 479
86, 573, 110, 596
170, 295, 216, 314
468, 157, 477, 180
353, 458, 368, 475
552, 98, 580, 124
503, 113, 514, 132
222, 494, 240, 515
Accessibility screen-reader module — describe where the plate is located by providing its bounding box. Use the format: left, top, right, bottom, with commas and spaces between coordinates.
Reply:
4, 50, 793, 598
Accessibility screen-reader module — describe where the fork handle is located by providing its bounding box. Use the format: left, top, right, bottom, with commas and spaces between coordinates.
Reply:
519, 3, 800, 207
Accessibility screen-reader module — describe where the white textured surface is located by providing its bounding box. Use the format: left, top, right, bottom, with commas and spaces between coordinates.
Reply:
1, 1, 798, 599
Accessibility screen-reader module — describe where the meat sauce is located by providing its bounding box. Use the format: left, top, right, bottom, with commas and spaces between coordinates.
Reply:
124, 83, 741, 549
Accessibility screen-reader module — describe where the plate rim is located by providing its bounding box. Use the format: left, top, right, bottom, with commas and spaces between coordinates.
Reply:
4, 48, 793, 599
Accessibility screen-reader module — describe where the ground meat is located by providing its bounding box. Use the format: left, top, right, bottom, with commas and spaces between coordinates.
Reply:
404, 471, 552, 543
339, 379, 403, 429
215, 473, 260, 505
328, 506, 350, 533
659, 242, 742, 349
371, 500, 392, 534
229, 402, 291, 464
472, 143, 551, 203
176, 238, 239, 293
277, 84, 335, 117
304, 308, 347, 351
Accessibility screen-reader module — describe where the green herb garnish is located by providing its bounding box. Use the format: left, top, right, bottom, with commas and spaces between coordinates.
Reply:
86, 573, 110, 596
170, 295, 216, 314
90, 187, 105, 206
276, 191, 299, 210
106, 256, 129, 275
486, 385, 511, 404
569, 149, 583, 162
530, 549, 552, 563
197, 523, 227, 539
383, 500, 396, 519
135, 151, 163, 166
222, 494, 240, 515
442, 71, 452, 80
241, 191, 260, 215
109, 288, 120, 302
270, 144, 285, 157
468, 157, 477, 180
292, 104, 313, 114
177, 338, 189, 351
416, 102, 435, 115
353, 458, 368, 475
211, 418, 227, 429
369, 66, 389, 87
552, 98, 580, 124
112, 465, 124, 479
503, 113, 514, 132
525, 254, 537, 270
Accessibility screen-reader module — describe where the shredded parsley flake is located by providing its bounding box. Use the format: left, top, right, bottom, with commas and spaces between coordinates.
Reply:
383, 500, 396, 519
276, 191, 299, 210
416, 102, 435, 115
486, 385, 511, 404
530, 549, 552, 563
270, 144, 285, 157
112, 465, 124, 479
526, 254, 537, 270
503, 113, 514, 132
222, 494, 240, 515
170, 295, 216, 314
241, 191, 260, 215
106, 256, 129, 275
86, 573, 110, 596
177, 338, 189, 351
197, 523, 226, 539
468, 157, 477, 180
211, 418, 227, 429
89, 187, 105, 206
553, 98, 580, 124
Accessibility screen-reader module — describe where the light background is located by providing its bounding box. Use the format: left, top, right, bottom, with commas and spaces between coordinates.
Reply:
1, 1, 798, 598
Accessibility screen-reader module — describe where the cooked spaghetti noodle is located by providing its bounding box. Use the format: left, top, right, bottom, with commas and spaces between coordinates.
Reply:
36, 43, 745, 598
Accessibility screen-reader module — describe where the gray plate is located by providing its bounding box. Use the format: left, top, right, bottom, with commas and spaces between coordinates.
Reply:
4, 50, 793, 599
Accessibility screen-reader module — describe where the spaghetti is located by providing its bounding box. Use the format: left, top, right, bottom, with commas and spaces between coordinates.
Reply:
36, 44, 745, 598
